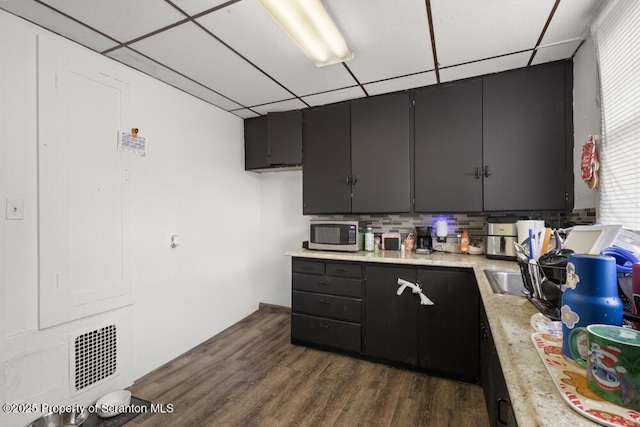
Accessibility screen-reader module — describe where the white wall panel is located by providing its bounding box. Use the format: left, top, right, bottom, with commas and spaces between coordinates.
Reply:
1, 11, 261, 425
38, 36, 133, 328
258, 171, 308, 307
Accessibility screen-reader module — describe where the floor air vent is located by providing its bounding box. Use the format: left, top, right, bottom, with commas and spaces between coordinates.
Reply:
73, 324, 117, 392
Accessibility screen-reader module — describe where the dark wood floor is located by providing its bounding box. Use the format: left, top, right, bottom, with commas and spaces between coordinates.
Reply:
128, 307, 489, 426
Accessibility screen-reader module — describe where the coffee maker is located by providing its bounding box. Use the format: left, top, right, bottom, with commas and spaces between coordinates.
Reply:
415, 226, 433, 254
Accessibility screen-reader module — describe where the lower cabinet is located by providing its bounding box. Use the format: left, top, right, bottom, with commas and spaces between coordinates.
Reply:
481, 304, 518, 427
417, 268, 479, 382
290, 258, 480, 383
290, 258, 363, 354
364, 265, 418, 365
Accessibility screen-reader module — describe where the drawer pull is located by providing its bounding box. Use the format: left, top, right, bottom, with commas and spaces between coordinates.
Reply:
336, 268, 348, 273
318, 281, 330, 286
318, 322, 330, 329
302, 266, 313, 271
319, 299, 332, 304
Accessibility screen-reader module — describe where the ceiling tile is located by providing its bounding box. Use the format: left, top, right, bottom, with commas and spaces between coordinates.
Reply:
325, 0, 435, 83
431, 0, 555, 67
531, 40, 582, 66
130, 22, 292, 107
364, 72, 437, 96
439, 51, 531, 83
107, 47, 242, 111
171, 0, 230, 17
41, 0, 186, 43
0, 0, 118, 51
251, 99, 307, 115
541, 0, 602, 45
196, 1, 356, 97
230, 109, 260, 119
302, 87, 365, 107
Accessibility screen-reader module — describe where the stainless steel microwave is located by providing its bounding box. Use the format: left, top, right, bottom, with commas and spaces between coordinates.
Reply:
308, 220, 360, 252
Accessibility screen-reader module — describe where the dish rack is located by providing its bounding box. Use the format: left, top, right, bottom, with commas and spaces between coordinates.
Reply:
518, 261, 562, 320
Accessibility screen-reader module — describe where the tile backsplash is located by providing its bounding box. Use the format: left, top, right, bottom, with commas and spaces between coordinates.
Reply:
313, 208, 596, 242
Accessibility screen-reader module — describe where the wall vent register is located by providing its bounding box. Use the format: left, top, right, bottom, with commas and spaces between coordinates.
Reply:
73, 324, 117, 392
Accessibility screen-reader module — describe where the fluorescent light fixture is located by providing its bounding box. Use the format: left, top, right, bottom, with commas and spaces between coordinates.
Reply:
257, 0, 354, 67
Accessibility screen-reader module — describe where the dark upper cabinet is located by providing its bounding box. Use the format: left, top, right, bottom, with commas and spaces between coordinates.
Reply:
267, 110, 302, 165
244, 116, 269, 170
244, 111, 302, 170
351, 92, 411, 213
364, 265, 418, 365
417, 268, 479, 382
483, 61, 570, 211
302, 103, 352, 214
414, 79, 483, 212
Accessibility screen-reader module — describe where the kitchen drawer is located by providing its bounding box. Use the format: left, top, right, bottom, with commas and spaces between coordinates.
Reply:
291, 313, 361, 353
292, 291, 361, 322
292, 274, 362, 298
292, 259, 324, 275
326, 262, 362, 278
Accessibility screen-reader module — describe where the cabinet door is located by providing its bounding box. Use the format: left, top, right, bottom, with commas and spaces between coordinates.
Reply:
417, 268, 479, 381
483, 61, 569, 211
302, 103, 352, 214
267, 110, 302, 165
414, 80, 483, 212
244, 116, 268, 170
364, 265, 418, 365
351, 93, 411, 213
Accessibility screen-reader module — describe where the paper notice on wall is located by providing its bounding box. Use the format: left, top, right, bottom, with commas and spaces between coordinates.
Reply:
118, 131, 147, 156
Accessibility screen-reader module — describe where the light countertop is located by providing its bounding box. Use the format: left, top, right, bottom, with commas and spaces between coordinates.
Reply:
285, 249, 600, 427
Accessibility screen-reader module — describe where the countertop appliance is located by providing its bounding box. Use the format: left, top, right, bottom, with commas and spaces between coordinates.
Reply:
485, 217, 518, 260
416, 226, 432, 254
308, 220, 361, 252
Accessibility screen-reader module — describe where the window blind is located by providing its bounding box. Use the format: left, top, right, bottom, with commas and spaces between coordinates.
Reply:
594, 0, 640, 230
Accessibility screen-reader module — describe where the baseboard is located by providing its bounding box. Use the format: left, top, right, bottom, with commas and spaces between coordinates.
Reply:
258, 302, 291, 314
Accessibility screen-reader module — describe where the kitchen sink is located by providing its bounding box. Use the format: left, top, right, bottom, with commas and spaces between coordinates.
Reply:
484, 270, 528, 297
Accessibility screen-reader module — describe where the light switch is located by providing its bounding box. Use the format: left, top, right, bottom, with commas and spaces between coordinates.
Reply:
6, 198, 24, 220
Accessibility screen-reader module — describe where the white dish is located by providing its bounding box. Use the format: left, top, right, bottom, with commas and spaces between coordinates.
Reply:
95, 390, 132, 418
563, 224, 623, 255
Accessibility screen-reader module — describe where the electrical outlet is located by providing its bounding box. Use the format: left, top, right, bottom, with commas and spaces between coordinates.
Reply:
6, 198, 24, 220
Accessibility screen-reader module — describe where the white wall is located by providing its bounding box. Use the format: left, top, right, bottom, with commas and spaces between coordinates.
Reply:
258, 171, 308, 307
1, 10, 261, 425
573, 35, 600, 210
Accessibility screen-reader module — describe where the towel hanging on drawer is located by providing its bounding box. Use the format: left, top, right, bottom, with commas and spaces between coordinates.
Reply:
397, 278, 434, 305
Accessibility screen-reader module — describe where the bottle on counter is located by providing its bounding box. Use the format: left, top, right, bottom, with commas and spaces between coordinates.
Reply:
365, 227, 374, 251
460, 228, 469, 254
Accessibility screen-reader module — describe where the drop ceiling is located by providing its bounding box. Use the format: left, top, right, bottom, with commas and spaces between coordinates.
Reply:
0, 0, 603, 119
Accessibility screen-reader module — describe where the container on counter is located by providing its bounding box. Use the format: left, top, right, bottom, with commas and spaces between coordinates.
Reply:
365, 227, 374, 251
561, 254, 623, 359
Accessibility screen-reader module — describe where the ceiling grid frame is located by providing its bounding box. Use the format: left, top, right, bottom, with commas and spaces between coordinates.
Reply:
0, 0, 603, 118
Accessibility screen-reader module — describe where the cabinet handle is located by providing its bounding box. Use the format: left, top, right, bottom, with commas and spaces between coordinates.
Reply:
318, 323, 330, 329
497, 398, 510, 425
475, 167, 482, 179
344, 175, 351, 184
484, 166, 493, 178
351, 174, 358, 185
319, 299, 332, 304
302, 266, 312, 271
336, 268, 348, 273
318, 281, 330, 286
480, 324, 488, 341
